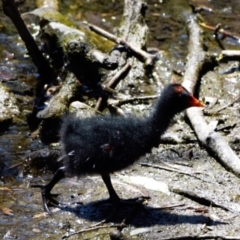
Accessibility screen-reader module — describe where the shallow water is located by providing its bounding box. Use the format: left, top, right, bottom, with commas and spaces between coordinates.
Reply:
1, 0, 240, 239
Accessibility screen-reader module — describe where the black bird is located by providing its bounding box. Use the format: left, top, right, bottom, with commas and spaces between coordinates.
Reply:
32, 83, 204, 214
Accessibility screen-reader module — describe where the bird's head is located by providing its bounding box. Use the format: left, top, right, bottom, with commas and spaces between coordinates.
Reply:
162, 83, 204, 114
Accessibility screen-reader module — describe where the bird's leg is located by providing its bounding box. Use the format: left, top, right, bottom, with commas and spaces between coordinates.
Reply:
101, 173, 121, 203
31, 167, 66, 214
101, 173, 148, 224
101, 173, 149, 204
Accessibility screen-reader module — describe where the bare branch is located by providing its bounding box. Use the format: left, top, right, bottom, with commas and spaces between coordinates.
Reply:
182, 14, 240, 177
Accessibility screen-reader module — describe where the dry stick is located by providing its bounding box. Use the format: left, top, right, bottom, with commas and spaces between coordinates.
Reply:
62, 223, 123, 239
206, 92, 240, 115
218, 50, 240, 61
139, 162, 210, 183
170, 188, 235, 213
95, 63, 131, 111
8, 162, 23, 169
199, 22, 240, 41
88, 23, 157, 66
104, 63, 131, 89
182, 14, 240, 177
113, 95, 158, 106
2, 0, 55, 82
220, 50, 240, 58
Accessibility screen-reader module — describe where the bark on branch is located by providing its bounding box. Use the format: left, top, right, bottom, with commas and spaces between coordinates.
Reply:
2, 0, 55, 82
182, 13, 240, 177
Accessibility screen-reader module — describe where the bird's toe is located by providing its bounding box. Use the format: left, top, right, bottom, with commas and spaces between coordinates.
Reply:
31, 184, 62, 214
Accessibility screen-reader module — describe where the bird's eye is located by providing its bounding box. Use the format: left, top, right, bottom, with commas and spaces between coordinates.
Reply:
179, 91, 189, 98
174, 86, 189, 98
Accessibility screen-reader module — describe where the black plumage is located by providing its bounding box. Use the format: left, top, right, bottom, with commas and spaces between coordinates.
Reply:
32, 83, 204, 214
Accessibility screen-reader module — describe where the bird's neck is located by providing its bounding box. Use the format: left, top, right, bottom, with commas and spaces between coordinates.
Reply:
148, 100, 176, 137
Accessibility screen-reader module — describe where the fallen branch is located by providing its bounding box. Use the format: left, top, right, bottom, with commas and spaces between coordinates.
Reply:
182, 13, 240, 177
170, 187, 240, 213
217, 50, 240, 61
88, 23, 157, 66
2, 0, 55, 82
93, 0, 152, 111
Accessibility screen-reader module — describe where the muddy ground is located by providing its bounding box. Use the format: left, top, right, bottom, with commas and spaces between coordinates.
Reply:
1, 0, 240, 239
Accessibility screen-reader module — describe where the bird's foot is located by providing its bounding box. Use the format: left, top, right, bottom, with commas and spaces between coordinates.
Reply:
31, 184, 65, 214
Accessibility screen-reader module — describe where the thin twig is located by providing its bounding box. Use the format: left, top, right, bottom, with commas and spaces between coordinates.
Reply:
108, 95, 158, 107
105, 63, 131, 89
199, 22, 240, 41
62, 223, 123, 239
139, 162, 210, 183
215, 95, 240, 113
95, 63, 131, 111
170, 187, 239, 213
88, 23, 157, 66
154, 203, 185, 210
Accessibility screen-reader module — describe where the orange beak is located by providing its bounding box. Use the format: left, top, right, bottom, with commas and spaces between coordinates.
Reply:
189, 95, 204, 107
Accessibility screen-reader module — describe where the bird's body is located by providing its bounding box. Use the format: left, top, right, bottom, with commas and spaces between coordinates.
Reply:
61, 115, 153, 176
32, 83, 204, 214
